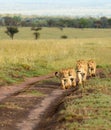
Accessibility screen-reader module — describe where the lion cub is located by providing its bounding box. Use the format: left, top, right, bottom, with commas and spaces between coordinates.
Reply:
55, 68, 76, 89
87, 59, 96, 77
76, 60, 88, 86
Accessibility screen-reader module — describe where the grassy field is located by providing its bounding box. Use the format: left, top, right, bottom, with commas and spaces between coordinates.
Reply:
56, 76, 111, 130
0, 27, 111, 39
0, 28, 111, 86
0, 27, 111, 129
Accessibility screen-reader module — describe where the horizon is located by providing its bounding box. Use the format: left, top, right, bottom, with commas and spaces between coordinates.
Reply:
0, 0, 111, 17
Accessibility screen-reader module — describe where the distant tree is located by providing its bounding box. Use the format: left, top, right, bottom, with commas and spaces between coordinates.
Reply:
31, 27, 42, 31
33, 32, 40, 40
5, 26, 19, 40
47, 19, 57, 27
79, 18, 89, 28
108, 18, 111, 27
31, 27, 42, 40
0, 17, 5, 26
13, 16, 22, 26
2, 15, 111, 28
100, 17, 108, 28
4, 17, 18, 26
94, 21, 102, 28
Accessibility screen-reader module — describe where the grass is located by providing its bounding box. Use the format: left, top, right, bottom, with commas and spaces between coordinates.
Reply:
56, 76, 111, 130
23, 89, 45, 96
0, 27, 111, 129
0, 27, 111, 39
0, 28, 111, 85
0, 102, 23, 110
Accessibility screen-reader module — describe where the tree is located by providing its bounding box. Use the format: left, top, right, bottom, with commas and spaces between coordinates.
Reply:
94, 20, 102, 28
5, 26, 19, 40
33, 32, 40, 40
4, 17, 18, 26
79, 18, 89, 28
13, 16, 22, 26
31, 27, 42, 40
31, 27, 42, 31
108, 18, 111, 27
100, 17, 108, 28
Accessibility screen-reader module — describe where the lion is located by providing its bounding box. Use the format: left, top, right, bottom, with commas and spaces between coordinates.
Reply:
55, 68, 76, 89
76, 60, 88, 86
87, 59, 96, 77
68, 68, 77, 87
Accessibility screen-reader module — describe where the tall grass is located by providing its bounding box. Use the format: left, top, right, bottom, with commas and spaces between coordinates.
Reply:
0, 38, 111, 67
0, 28, 111, 85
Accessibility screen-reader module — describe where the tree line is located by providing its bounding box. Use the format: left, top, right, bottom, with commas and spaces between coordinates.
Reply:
0, 16, 111, 28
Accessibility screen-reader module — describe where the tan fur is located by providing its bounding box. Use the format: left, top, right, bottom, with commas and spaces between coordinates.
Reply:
87, 59, 96, 77
76, 60, 88, 85
55, 68, 76, 89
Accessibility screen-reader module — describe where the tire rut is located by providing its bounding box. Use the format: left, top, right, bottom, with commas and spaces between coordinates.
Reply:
0, 73, 53, 102
0, 75, 77, 130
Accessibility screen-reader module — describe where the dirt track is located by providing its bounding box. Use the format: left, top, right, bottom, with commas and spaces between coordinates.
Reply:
0, 73, 53, 102
0, 73, 77, 130
0, 68, 107, 130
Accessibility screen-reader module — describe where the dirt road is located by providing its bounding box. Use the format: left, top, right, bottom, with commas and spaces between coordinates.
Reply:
0, 74, 77, 130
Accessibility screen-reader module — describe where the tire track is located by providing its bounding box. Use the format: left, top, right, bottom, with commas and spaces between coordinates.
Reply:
0, 73, 53, 102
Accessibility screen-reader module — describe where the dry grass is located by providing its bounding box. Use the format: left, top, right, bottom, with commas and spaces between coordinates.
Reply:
0, 38, 111, 67
0, 28, 111, 129
0, 28, 111, 84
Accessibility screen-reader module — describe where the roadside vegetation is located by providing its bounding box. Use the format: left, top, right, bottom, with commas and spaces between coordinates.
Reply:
54, 69, 111, 130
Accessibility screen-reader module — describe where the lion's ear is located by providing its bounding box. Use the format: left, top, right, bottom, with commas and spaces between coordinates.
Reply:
55, 72, 59, 77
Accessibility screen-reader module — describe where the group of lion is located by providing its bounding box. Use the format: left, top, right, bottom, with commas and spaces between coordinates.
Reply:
55, 59, 96, 89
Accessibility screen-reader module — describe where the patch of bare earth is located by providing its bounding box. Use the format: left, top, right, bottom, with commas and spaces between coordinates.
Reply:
0, 73, 77, 130
0, 68, 109, 130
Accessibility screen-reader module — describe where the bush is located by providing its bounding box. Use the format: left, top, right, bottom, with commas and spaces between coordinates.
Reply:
61, 35, 68, 39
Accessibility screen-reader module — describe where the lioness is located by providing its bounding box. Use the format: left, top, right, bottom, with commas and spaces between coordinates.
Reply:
87, 59, 96, 77
76, 60, 88, 86
55, 68, 76, 89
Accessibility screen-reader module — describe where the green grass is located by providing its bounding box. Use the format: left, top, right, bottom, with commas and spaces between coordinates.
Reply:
0, 102, 23, 110
0, 27, 111, 40
0, 28, 111, 85
23, 89, 45, 96
56, 67, 111, 130
0, 27, 111, 129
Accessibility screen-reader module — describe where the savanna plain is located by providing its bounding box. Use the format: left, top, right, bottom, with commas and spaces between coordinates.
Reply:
0, 27, 111, 130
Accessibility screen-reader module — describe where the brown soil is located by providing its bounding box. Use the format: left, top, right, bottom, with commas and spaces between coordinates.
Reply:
0, 68, 110, 130
0, 73, 77, 130
0, 73, 53, 102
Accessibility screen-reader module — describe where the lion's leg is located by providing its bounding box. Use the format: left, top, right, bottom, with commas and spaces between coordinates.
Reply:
92, 68, 96, 77
67, 78, 72, 89
61, 80, 66, 89
82, 73, 87, 88
77, 73, 82, 85
72, 80, 76, 87
70, 77, 76, 87
88, 68, 92, 77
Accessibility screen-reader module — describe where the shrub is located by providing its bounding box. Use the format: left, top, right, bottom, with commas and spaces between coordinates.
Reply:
61, 35, 68, 39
